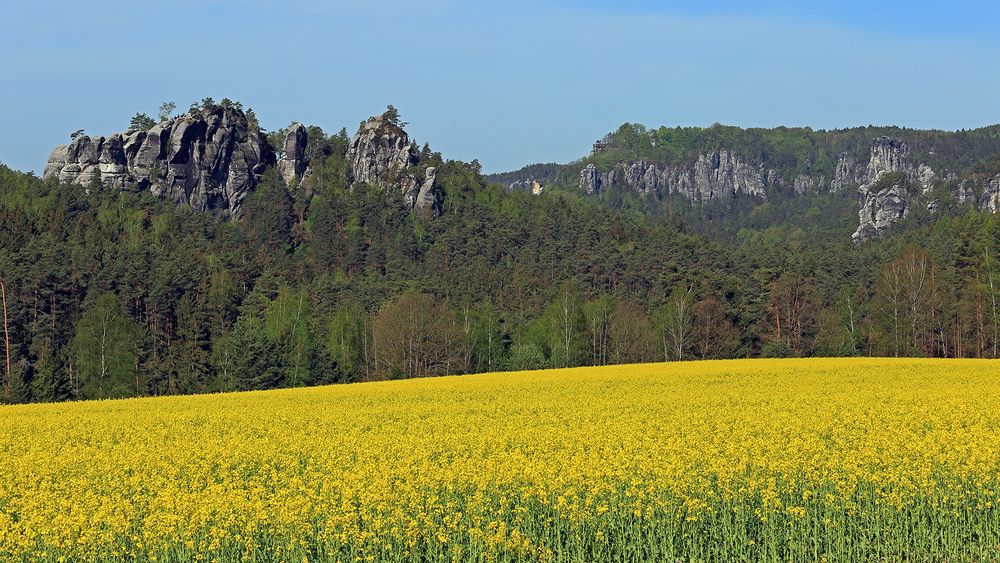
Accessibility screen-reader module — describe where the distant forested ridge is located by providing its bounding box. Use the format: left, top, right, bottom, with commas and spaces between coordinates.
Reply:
496, 122, 1000, 243
2, 102, 1000, 404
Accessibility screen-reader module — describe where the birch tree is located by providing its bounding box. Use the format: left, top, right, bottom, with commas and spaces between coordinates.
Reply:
656, 286, 694, 361
70, 293, 142, 399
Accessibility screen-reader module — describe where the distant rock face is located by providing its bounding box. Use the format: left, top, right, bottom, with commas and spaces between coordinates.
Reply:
508, 179, 544, 195
979, 175, 1000, 213
831, 152, 863, 193
793, 174, 826, 195
957, 180, 977, 206
853, 178, 911, 244
414, 167, 438, 212
851, 137, 941, 243
864, 137, 910, 183
574, 134, 977, 243
346, 114, 438, 215
578, 150, 767, 203
277, 123, 308, 186
43, 106, 274, 215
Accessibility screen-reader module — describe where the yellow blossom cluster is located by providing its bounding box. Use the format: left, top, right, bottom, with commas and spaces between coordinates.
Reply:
2, 358, 1000, 560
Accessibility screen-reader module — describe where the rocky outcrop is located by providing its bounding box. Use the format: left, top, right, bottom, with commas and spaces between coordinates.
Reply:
864, 137, 910, 184
575, 134, 964, 243
956, 180, 977, 205
346, 114, 438, 215
793, 174, 826, 194
852, 176, 911, 244
850, 137, 952, 243
691, 151, 766, 200
508, 179, 544, 194
43, 106, 274, 215
580, 164, 602, 195
414, 167, 438, 211
978, 175, 1000, 213
578, 150, 766, 203
277, 123, 308, 186
831, 152, 863, 193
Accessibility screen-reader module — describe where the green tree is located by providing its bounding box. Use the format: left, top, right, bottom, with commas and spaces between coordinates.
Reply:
31, 348, 69, 402
225, 275, 283, 391
326, 298, 367, 382
170, 291, 211, 394
507, 342, 546, 371
461, 300, 505, 373
158, 101, 176, 122
129, 113, 155, 132
70, 293, 144, 400
543, 282, 585, 368
241, 170, 293, 261
382, 104, 406, 128
264, 287, 316, 388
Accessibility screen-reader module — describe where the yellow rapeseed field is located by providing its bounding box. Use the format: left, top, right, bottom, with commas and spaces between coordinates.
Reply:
2, 358, 1000, 561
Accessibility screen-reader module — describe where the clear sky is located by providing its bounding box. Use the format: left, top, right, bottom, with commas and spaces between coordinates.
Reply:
1, 0, 998, 174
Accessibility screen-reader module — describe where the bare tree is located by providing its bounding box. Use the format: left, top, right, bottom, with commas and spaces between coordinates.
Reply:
584, 295, 615, 366
692, 296, 739, 359
876, 259, 905, 357
983, 247, 1000, 357
373, 293, 465, 378
545, 283, 583, 368
656, 286, 693, 361
899, 244, 930, 353
764, 273, 818, 356
0, 278, 10, 397
608, 301, 656, 364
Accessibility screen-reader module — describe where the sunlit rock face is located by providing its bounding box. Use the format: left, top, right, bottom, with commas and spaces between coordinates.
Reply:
346, 114, 438, 215
44, 105, 274, 215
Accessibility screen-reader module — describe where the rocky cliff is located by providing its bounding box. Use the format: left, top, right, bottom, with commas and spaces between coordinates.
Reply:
42, 107, 445, 217
43, 105, 274, 215
508, 179, 545, 194
579, 150, 768, 203
564, 126, 1000, 243
276, 123, 308, 186
851, 137, 918, 243
848, 137, 965, 243
345, 114, 439, 215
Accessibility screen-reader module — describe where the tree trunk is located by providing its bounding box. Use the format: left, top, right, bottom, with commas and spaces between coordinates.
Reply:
0, 279, 10, 393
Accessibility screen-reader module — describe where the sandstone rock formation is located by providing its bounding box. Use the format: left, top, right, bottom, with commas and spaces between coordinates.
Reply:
852, 177, 911, 244
277, 123, 308, 186
793, 174, 826, 194
851, 137, 939, 243
574, 133, 972, 243
43, 105, 274, 214
578, 150, 767, 203
830, 152, 864, 193
508, 179, 544, 195
346, 114, 438, 215
978, 175, 1000, 213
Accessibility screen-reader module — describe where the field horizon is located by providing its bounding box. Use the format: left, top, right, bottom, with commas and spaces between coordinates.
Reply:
2, 354, 996, 407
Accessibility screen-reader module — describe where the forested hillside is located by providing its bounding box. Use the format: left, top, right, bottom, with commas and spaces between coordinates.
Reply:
495, 122, 1000, 242
3, 105, 1000, 404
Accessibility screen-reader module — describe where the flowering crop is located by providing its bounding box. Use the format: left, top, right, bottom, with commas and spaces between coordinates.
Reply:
2, 358, 1000, 561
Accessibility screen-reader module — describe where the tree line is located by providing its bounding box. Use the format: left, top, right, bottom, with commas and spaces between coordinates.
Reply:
3, 119, 1000, 403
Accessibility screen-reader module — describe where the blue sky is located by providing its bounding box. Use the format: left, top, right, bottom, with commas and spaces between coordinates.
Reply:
1, 1, 998, 174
